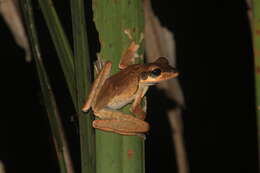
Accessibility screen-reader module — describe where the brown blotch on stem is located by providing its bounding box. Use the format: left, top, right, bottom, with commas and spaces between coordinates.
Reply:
256, 29, 260, 35
256, 65, 260, 74
112, 0, 118, 3
127, 149, 134, 159
254, 48, 260, 57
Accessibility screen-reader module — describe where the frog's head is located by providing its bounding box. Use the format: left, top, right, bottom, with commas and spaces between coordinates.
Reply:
140, 57, 178, 85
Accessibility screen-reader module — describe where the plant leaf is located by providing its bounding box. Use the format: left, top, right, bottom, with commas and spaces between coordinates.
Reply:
38, 0, 76, 105
20, 1, 74, 172
70, 0, 96, 173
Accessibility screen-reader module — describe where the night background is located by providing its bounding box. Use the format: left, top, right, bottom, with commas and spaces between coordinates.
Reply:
0, 0, 259, 173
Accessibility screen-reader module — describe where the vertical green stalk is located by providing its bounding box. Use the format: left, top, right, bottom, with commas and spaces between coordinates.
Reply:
252, 0, 260, 162
70, 0, 96, 173
20, 1, 74, 173
93, 1, 145, 173
38, 0, 76, 105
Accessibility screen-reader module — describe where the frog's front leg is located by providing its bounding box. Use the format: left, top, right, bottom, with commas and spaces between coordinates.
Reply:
93, 108, 149, 136
130, 87, 149, 120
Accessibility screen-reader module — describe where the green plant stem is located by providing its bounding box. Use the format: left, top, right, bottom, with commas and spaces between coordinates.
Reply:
38, 0, 76, 105
20, 1, 74, 173
252, 0, 260, 163
70, 0, 96, 173
92, 0, 145, 173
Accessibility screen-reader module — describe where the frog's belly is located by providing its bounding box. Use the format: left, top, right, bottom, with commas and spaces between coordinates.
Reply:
106, 95, 136, 110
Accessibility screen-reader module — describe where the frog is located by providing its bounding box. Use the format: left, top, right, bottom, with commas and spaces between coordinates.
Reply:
82, 47, 178, 136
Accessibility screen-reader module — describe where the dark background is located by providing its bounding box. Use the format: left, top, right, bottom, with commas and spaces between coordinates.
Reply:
0, 0, 258, 173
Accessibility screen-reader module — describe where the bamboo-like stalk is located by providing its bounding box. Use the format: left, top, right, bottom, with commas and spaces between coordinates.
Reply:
70, 1, 96, 173
92, 1, 145, 173
38, 0, 76, 105
252, 0, 260, 164
20, 1, 74, 172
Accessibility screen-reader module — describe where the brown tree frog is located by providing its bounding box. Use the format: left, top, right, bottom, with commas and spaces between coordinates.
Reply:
82, 56, 178, 136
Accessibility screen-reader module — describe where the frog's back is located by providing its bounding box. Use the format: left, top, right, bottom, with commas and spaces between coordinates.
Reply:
94, 64, 141, 110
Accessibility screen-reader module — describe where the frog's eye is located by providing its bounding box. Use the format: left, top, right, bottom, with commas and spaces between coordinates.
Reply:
150, 68, 161, 77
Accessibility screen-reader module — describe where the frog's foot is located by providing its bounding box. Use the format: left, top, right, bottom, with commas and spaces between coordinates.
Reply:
93, 108, 150, 136
94, 56, 106, 74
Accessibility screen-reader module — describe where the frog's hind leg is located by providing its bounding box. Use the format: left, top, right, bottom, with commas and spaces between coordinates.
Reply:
93, 119, 148, 135
93, 108, 149, 135
82, 61, 112, 112
119, 41, 140, 69
93, 120, 145, 137
119, 32, 144, 69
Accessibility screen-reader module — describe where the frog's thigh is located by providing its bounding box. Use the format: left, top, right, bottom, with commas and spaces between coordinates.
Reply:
93, 109, 149, 134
